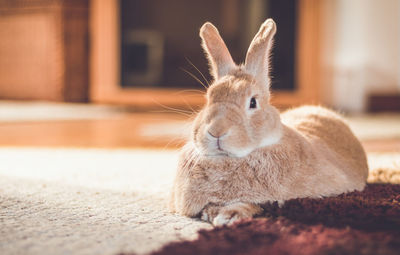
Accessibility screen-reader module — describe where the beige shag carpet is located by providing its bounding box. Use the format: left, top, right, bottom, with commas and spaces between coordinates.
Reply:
0, 149, 211, 255
0, 147, 399, 255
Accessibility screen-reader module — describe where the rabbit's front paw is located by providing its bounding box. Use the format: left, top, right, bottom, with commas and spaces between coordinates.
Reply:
213, 211, 242, 226
202, 202, 263, 226
200, 203, 221, 223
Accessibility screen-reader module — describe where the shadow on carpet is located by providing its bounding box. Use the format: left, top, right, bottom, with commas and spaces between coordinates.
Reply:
151, 184, 400, 255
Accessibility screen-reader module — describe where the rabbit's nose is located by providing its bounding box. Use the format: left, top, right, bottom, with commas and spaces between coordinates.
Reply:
207, 118, 230, 138
207, 130, 228, 139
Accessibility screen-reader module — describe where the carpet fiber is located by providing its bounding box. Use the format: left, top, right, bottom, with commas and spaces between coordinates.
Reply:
0, 149, 399, 255
0, 148, 211, 255
152, 184, 400, 255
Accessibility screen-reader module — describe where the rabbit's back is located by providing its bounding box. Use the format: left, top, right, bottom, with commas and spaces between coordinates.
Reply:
281, 106, 368, 183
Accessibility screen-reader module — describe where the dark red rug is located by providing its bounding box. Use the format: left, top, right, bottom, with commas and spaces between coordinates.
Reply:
152, 184, 400, 255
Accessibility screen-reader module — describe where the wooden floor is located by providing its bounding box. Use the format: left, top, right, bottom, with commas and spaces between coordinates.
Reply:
0, 111, 399, 153
0, 113, 190, 149
362, 139, 400, 153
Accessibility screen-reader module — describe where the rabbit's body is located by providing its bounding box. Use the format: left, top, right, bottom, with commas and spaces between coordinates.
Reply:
170, 19, 368, 226
170, 106, 368, 218
282, 106, 368, 187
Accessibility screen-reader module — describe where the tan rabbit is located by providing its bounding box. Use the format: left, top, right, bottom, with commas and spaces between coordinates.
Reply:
169, 19, 368, 226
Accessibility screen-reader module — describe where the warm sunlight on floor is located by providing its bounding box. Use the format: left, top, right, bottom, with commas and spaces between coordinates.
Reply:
0, 102, 399, 152
0, 101, 191, 149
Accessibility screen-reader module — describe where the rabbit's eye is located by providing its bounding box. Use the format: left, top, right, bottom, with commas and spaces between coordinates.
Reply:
249, 97, 257, 109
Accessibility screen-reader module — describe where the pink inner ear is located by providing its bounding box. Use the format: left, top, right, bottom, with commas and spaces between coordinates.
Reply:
244, 19, 276, 88
200, 22, 236, 80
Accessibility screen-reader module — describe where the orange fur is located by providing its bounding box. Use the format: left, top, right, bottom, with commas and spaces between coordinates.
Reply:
170, 19, 368, 226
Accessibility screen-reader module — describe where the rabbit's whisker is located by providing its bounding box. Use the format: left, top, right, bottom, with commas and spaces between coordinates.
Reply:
150, 99, 194, 115
180, 96, 200, 116
162, 136, 184, 151
151, 110, 193, 117
185, 57, 210, 87
171, 89, 206, 95
180, 67, 208, 90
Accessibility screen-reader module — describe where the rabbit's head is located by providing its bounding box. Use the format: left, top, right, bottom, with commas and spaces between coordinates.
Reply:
192, 19, 283, 158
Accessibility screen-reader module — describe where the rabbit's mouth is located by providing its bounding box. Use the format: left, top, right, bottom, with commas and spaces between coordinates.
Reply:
216, 139, 224, 151
200, 141, 230, 157
203, 151, 229, 158
203, 145, 229, 157
203, 143, 253, 158
196, 130, 254, 158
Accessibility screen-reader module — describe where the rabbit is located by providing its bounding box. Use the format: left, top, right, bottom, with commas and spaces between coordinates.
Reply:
169, 19, 369, 226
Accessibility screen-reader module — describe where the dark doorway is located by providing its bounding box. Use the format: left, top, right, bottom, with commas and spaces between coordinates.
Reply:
120, 0, 297, 91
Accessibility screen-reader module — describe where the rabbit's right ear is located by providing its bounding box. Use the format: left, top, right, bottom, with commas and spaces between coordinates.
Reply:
244, 19, 276, 89
200, 22, 236, 81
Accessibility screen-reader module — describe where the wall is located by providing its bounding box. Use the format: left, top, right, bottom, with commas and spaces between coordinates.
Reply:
321, 0, 400, 112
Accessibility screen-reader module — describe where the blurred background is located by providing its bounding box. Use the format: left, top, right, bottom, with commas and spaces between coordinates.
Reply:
0, 0, 399, 149
1, 2, 399, 254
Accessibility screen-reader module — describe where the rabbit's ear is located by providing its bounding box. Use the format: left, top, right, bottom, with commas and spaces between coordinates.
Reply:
200, 22, 236, 81
244, 19, 276, 88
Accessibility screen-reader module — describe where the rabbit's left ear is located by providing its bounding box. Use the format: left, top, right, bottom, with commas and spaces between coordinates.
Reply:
200, 22, 236, 81
244, 19, 276, 88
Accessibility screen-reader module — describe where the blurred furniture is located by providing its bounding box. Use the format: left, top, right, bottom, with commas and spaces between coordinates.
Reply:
0, 0, 88, 101
368, 94, 400, 112
90, 0, 321, 109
